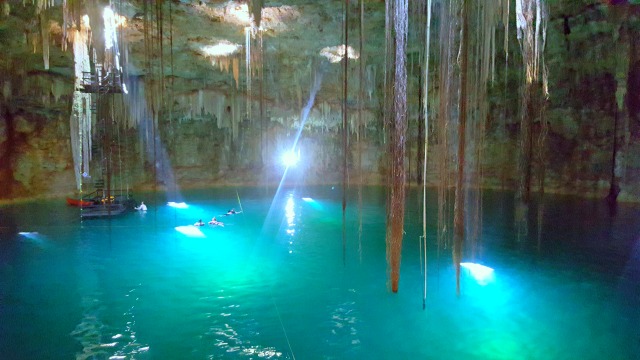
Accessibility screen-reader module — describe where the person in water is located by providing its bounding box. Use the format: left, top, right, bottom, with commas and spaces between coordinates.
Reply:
208, 217, 224, 226
135, 201, 147, 211
226, 208, 237, 215
194, 219, 205, 226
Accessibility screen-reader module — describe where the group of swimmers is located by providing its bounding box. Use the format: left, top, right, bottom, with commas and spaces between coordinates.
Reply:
194, 217, 223, 227
134, 201, 239, 228
194, 208, 240, 227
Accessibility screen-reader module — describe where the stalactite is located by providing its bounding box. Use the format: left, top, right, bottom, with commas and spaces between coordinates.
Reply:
417, 67, 424, 187
453, 0, 470, 297
40, 12, 50, 70
431, 0, 509, 294
168, 0, 175, 139
466, 1, 505, 260
258, 30, 265, 166
356, 0, 365, 262
342, 0, 350, 267
436, 0, 456, 256
232, 94, 239, 141
249, 0, 264, 29
421, 0, 432, 310
61, 0, 80, 52
366, 65, 375, 101
515, 0, 548, 204
216, 94, 226, 128
233, 57, 240, 88
157, 0, 165, 110
607, 94, 620, 211
70, 16, 92, 191
386, 0, 408, 294
51, 78, 65, 103
383, 0, 393, 146
295, 72, 302, 116
245, 27, 252, 121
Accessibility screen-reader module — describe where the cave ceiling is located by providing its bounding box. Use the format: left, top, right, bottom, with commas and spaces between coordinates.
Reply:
0, 0, 392, 109
1, 1, 637, 123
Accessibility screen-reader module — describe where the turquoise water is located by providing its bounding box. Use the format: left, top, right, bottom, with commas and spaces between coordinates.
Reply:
1, 186, 639, 359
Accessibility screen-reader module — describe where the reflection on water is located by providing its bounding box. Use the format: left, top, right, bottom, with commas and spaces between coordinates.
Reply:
0, 187, 638, 359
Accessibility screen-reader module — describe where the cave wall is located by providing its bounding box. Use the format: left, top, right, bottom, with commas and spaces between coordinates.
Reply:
1, 1, 640, 202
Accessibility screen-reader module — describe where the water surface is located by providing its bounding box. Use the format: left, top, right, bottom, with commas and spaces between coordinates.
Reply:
1, 186, 638, 359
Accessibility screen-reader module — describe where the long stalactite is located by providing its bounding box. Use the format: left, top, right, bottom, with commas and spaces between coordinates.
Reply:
453, 0, 470, 297
421, 0, 432, 309
386, 0, 408, 293
436, 0, 456, 263
431, 0, 509, 295
516, 0, 548, 204
357, 0, 365, 261
342, 0, 349, 266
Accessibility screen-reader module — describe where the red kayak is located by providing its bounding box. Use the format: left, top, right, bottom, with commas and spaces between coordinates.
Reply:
66, 197, 95, 207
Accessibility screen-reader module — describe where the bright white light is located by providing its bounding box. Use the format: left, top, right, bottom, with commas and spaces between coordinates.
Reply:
461, 262, 495, 285
200, 41, 242, 57
103, 6, 123, 71
81, 15, 90, 28
18, 231, 40, 239
197, 1, 300, 32
103, 7, 117, 50
285, 195, 295, 227
320, 45, 360, 63
227, 2, 251, 25
282, 150, 299, 167
167, 201, 189, 209
302, 197, 314, 202
175, 226, 205, 238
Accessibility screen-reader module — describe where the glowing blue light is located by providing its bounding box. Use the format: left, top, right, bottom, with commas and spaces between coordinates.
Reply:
168, 201, 188, 209
175, 225, 205, 238
18, 231, 41, 240
282, 150, 299, 167
18, 232, 47, 246
461, 262, 495, 285
302, 196, 323, 210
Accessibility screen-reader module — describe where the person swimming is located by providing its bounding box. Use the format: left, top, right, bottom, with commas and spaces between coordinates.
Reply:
208, 217, 224, 227
194, 219, 205, 226
225, 208, 242, 215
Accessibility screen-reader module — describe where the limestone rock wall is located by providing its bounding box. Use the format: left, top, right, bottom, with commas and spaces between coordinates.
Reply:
1, 1, 640, 202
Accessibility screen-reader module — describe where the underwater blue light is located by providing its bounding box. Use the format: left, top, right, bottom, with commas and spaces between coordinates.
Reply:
461, 262, 495, 285
168, 201, 189, 209
175, 225, 205, 238
18, 232, 42, 240
18, 232, 46, 246
302, 196, 323, 210
18, 231, 37, 236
